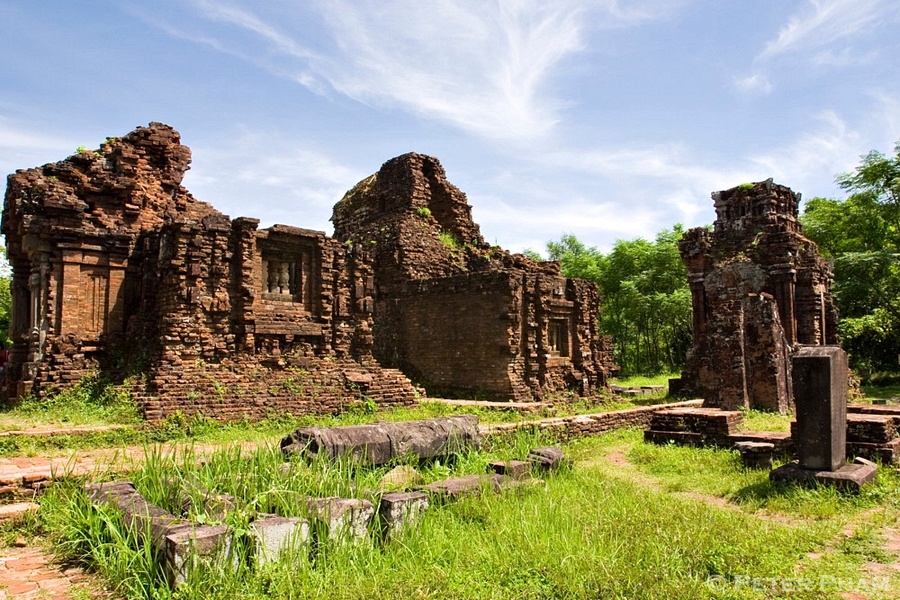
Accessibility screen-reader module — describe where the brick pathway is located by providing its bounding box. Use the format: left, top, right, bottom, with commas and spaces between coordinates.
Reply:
0, 546, 109, 599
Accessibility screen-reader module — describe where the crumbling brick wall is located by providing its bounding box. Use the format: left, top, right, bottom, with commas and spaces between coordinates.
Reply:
331, 153, 614, 400
2, 124, 614, 417
2, 123, 417, 420
677, 179, 837, 412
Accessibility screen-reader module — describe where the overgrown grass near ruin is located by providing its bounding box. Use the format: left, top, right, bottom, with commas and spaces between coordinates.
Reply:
0, 373, 141, 431
0, 369, 895, 458
24, 428, 900, 599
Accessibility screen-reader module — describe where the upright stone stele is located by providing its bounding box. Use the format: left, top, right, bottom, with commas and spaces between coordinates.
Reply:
769, 346, 877, 492
793, 346, 847, 471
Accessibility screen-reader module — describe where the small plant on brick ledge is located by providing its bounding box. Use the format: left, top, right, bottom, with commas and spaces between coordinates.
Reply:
438, 230, 462, 251
416, 206, 432, 218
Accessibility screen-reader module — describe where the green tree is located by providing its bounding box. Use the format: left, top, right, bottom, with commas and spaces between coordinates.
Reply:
543, 227, 692, 376
802, 139, 900, 376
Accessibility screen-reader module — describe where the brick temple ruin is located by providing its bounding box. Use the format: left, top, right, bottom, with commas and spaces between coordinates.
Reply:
1, 123, 615, 420
674, 179, 838, 412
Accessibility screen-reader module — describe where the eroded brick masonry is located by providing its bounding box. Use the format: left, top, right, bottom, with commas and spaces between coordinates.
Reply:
2, 123, 615, 420
675, 180, 838, 412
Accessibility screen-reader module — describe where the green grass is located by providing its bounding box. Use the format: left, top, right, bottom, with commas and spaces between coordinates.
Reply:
0, 372, 141, 431
611, 372, 678, 388
33, 428, 900, 599
738, 408, 793, 433
0, 384, 691, 458
862, 382, 900, 401
438, 230, 462, 251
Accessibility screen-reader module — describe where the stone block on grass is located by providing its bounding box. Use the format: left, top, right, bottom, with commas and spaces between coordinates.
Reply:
304, 497, 374, 542
378, 465, 424, 491
85, 481, 234, 585
164, 524, 233, 586
422, 474, 542, 501
734, 441, 776, 469
251, 514, 309, 565
488, 460, 531, 479
378, 492, 429, 538
527, 447, 570, 471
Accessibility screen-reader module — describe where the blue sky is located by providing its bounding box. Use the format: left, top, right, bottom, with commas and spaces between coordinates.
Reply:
2, 1, 899, 253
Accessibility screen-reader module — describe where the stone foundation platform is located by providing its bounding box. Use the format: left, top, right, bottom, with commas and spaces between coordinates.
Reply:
769, 458, 877, 493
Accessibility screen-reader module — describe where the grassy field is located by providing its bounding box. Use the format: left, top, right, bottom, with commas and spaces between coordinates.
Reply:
4, 371, 900, 598
23, 427, 900, 599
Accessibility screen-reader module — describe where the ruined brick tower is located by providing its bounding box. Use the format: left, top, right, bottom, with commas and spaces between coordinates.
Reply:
677, 179, 837, 412
331, 153, 615, 400
2, 124, 614, 418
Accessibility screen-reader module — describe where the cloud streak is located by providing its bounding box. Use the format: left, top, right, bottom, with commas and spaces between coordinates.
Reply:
173, 1, 672, 141
185, 130, 363, 231
758, 0, 899, 61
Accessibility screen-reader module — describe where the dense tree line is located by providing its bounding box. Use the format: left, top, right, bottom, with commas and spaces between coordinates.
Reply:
528, 227, 693, 377
801, 140, 900, 379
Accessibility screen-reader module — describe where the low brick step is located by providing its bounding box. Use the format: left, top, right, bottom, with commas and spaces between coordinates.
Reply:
643, 430, 705, 445
727, 432, 793, 454
847, 439, 900, 464
648, 407, 743, 436
791, 415, 900, 445
846, 413, 900, 444
424, 398, 551, 413
848, 404, 900, 416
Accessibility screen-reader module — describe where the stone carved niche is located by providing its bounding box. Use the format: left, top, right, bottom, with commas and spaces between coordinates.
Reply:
548, 318, 571, 358
251, 229, 325, 359
259, 241, 316, 312
262, 259, 298, 298
81, 267, 109, 337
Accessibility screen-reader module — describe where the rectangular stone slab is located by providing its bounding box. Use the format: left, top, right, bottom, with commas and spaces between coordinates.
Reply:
421, 474, 541, 500
488, 460, 531, 479
769, 458, 877, 493
792, 346, 848, 471
304, 497, 374, 541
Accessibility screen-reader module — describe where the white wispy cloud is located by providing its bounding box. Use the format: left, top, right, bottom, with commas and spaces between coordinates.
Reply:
526, 107, 876, 234
758, 0, 898, 61
185, 130, 363, 231
169, 1, 671, 141
810, 47, 878, 67
733, 72, 772, 94
189, 0, 317, 61
748, 110, 861, 191
473, 194, 662, 253
0, 118, 78, 176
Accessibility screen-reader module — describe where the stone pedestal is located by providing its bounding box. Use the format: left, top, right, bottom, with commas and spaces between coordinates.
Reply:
769, 458, 877, 493
769, 346, 876, 492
